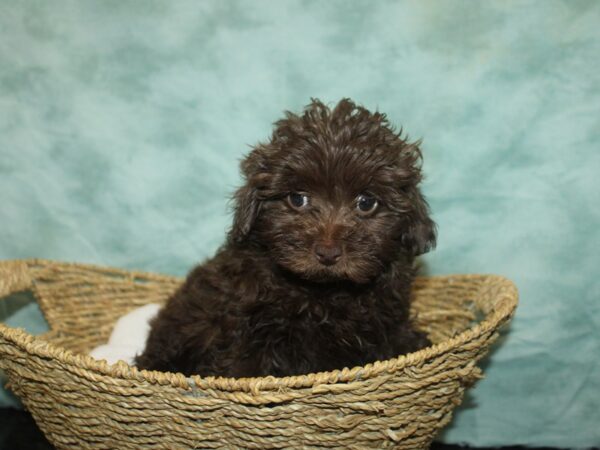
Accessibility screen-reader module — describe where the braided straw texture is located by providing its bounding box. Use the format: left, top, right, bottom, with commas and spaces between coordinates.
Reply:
0, 259, 517, 449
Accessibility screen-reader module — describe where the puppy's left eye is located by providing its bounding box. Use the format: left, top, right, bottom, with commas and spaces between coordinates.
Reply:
356, 194, 378, 215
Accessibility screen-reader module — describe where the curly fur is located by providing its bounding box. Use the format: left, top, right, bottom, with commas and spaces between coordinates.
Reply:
135, 99, 437, 377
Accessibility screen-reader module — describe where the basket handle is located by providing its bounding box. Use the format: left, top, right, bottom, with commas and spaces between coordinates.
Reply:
0, 260, 32, 299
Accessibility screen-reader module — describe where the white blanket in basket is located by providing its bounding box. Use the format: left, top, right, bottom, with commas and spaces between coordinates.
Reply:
89, 303, 160, 365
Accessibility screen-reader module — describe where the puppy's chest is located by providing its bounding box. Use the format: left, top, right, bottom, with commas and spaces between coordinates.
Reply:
241, 288, 379, 341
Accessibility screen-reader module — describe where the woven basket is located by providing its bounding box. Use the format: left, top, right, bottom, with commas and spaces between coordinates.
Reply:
0, 259, 517, 449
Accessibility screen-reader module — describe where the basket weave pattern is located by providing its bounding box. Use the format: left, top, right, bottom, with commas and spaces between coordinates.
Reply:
0, 259, 517, 449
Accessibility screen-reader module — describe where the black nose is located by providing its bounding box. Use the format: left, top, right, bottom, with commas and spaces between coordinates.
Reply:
314, 242, 342, 266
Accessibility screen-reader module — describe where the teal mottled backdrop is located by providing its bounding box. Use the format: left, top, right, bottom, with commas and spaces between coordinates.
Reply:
1, 1, 599, 447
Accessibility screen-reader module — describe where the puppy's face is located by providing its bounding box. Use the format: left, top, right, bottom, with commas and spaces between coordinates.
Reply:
230, 99, 436, 284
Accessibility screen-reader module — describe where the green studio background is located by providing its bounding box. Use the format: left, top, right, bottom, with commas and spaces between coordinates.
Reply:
1, 1, 599, 447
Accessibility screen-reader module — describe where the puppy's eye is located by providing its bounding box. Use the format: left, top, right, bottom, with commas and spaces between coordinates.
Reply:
287, 192, 309, 210
356, 194, 378, 215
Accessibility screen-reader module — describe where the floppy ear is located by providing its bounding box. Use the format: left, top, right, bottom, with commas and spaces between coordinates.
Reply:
401, 187, 437, 256
229, 148, 270, 243
229, 183, 260, 243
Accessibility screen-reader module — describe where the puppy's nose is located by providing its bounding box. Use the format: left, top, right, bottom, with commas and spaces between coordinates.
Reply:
314, 242, 342, 266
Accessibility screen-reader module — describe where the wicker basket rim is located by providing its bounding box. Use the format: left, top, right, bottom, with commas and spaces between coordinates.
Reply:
0, 258, 518, 395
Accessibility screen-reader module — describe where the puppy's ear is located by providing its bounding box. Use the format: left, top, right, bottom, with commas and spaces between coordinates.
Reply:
229, 148, 269, 243
230, 184, 260, 243
402, 187, 437, 256
394, 141, 437, 256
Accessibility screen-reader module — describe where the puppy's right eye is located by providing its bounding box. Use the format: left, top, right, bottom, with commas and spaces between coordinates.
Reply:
287, 192, 309, 210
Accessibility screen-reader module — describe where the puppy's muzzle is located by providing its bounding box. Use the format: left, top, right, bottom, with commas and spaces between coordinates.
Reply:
314, 241, 342, 266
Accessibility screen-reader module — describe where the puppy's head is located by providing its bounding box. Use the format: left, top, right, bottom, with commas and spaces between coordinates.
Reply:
230, 99, 436, 284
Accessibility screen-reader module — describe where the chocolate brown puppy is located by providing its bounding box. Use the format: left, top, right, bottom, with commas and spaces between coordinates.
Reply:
135, 99, 436, 377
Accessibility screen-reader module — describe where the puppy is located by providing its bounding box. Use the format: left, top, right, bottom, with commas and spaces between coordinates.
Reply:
135, 99, 436, 378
